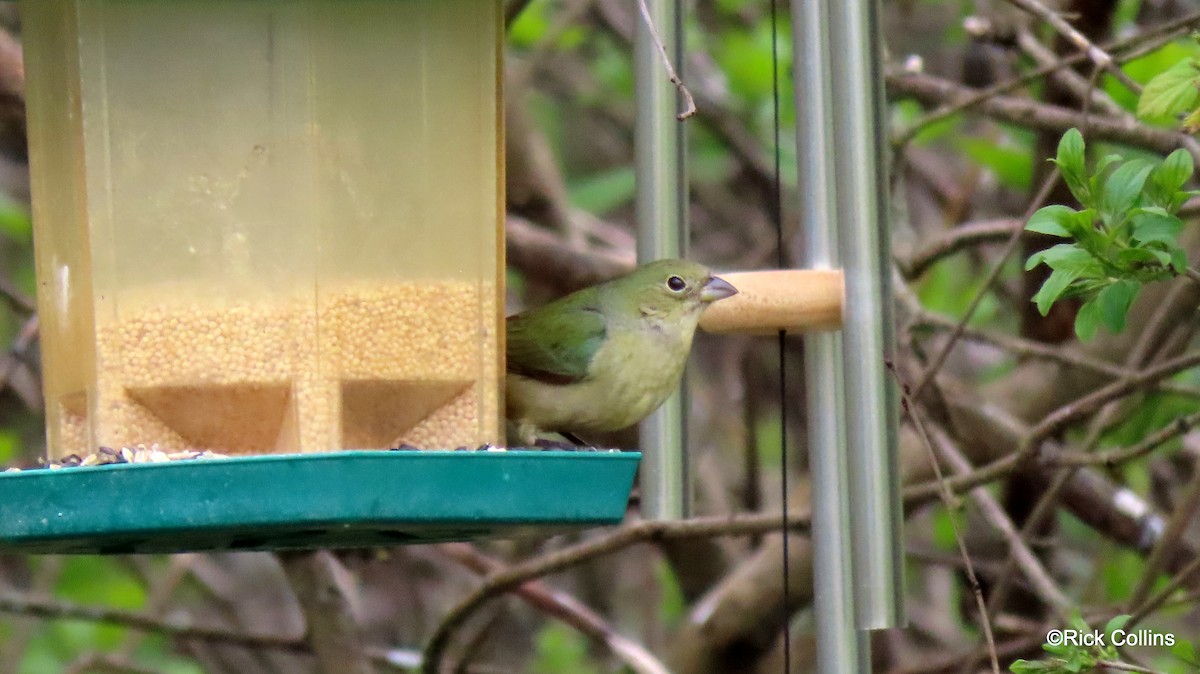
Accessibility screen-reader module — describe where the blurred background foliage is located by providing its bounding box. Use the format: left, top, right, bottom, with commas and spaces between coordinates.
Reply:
3, 0, 1200, 672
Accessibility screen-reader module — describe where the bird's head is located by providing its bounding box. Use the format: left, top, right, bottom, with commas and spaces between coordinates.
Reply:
612, 259, 738, 321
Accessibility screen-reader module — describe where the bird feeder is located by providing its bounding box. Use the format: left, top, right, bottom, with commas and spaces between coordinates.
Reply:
0, 0, 638, 553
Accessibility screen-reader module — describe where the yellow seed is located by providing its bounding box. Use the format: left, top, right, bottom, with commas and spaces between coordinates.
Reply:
67, 281, 499, 457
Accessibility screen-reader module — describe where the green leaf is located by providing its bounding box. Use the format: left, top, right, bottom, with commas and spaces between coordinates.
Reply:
1147, 148, 1195, 208
717, 27, 777, 100
1076, 298, 1101, 340
1099, 614, 1128, 652
655, 561, 686, 625
0, 199, 31, 243
1033, 268, 1082, 315
1053, 129, 1091, 204
1026, 205, 1077, 237
959, 137, 1033, 191
1088, 155, 1122, 206
1043, 643, 1073, 656
1170, 243, 1189, 273
508, 0, 552, 49
1100, 159, 1154, 221
1137, 59, 1200, 119
1027, 208, 1098, 247
1096, 280, 1140, 333
567, 166, 636, 214
1093, 153, 1122, 177
531, 623, 602, 674
1171, 638, 1198, 665
1026, 244, 1100, 275
1066, 208, 1103, 248
0, 429, 16, 465
1185, 106, 1200, 133
1117, 246, 1165, 269
1136, 237, 1190, 275
1131, 211, 1184, 243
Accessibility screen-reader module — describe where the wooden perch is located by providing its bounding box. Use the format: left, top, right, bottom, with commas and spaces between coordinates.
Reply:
699, 270, 843, 335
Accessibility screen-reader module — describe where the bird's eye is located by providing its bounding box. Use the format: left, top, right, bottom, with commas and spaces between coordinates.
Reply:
666, 275, 687, 292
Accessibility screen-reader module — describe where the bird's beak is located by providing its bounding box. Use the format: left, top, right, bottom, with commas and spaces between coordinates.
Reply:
700, 275, 738, 303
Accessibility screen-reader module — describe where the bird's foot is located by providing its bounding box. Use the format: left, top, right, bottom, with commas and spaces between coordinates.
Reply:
524, 432, 611, 452
530, 437, 591, 451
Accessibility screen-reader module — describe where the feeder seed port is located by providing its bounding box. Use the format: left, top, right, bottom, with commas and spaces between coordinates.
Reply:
698, 269, 844, 335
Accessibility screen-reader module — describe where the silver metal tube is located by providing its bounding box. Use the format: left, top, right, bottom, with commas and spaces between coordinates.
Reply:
635, 0, 690, 520
793, 0, 868, 670
827, 0, 906, 629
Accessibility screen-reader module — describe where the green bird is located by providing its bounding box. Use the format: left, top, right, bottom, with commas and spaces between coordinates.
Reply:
505, 259, 738, 447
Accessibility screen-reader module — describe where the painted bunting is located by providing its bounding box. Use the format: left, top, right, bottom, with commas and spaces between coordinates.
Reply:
505, 259, 738, 446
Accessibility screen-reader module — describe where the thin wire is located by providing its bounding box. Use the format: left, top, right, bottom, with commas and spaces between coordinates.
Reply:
768, 0, 789, 670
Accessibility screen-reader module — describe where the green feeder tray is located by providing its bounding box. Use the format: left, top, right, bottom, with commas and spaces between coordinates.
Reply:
0, 450, 640, 554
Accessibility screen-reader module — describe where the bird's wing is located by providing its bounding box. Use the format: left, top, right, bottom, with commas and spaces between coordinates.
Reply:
506, 303, 607, 385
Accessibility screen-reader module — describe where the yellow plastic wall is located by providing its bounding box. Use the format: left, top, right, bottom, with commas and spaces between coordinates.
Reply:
23, 0, 504, 457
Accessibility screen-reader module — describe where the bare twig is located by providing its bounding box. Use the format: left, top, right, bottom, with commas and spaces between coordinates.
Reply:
1053, 412, 1200, 468
886, 631, 1049, 674
591, 0, 776, 198
1094, 662, 1166, 674
0, 558, 64, 674
979, 279, 1200, 626
909, 307, 1200, 399
892, 371, 1001, 674
1128, 553, 1200, 626
928, 425, 1074, 613
634, 0, 697, 120
62, 654, 159, 674
280, 551, 375, 674
0, 276, 32, 314
0, 591, 305, 652
910, 351, 1200, 533
898, 218, 1025, 279
888, 71, 1191, 160
422, 510, 812, 673
80, 555, 197, 668
1017, 350, 1200, 457
438, 543, 668, 674
1014, 27, 1124, 116
0, 314, 38, 394
448, 605, 503, 674
1126, 461, 1200, 611
506, 215, 634, 296
910, 170, 1061, 398
892, 10, 1200, 147
1000, 0, 1141, 92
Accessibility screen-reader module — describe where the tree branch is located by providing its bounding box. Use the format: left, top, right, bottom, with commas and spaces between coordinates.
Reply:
0, 591, 305, 653
280, 551, 375, 674
892, 10, 1200, 147
421, 511, 812, 673
898, 218, 1024, 279
437, 543, 668, 674
896, 381, 1001, 674
888, 71, 1191, 159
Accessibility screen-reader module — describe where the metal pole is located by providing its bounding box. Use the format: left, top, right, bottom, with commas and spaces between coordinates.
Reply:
792, 0, 868, 670
828, 0, 906, 629
635, 0, 690, 520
